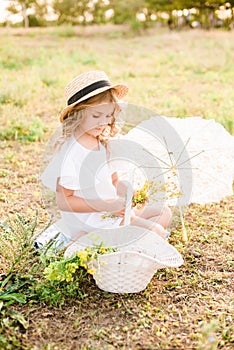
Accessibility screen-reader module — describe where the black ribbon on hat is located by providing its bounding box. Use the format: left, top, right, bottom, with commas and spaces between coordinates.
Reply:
67, 80, 111, 106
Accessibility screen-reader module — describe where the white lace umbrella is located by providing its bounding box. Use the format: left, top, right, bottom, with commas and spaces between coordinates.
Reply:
110, 115, 234, 240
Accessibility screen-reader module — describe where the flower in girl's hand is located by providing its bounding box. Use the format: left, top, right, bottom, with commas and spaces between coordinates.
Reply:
101, 213, 118, 220
132, 181, 149, 208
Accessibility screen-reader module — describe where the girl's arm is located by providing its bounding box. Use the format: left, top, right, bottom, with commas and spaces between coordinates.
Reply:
112, 172, 129, 198
56, 180, 125, 217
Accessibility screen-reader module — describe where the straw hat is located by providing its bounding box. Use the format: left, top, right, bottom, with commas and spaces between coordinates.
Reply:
60, 70, 128, 122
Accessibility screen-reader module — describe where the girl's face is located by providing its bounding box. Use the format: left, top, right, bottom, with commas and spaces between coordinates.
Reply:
78, 103, 115, 137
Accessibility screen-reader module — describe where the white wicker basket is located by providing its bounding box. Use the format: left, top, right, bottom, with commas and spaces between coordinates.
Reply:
91, 250, 181, 293
64, 226, 183, 293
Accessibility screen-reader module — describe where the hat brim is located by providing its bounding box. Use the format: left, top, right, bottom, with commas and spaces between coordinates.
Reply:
60, 83, 128, 122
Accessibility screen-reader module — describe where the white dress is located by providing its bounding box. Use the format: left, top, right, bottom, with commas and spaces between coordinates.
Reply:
39, 135, 122, 244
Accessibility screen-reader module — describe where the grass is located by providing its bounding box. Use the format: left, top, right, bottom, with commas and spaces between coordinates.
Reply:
0, 117, 46, 142
0, 26, 234, 134
0, 25, 233, 349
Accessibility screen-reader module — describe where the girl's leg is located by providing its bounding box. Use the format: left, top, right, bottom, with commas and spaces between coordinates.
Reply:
129, 214, 166, 239
133, 205, 172, 229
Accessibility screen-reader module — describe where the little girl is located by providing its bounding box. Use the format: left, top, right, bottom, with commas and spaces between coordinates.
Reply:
36, 70, 171, 250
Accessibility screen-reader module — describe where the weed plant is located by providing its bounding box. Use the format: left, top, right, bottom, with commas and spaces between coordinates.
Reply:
0, 213, 91, 304
0, 213, 91, 348
0, 212, 120, 348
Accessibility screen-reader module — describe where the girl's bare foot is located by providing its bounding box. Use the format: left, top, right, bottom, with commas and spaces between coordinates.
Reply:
149, 223, 167, 239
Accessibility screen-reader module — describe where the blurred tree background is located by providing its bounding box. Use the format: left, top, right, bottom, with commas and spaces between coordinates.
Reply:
1, 0, 234, 30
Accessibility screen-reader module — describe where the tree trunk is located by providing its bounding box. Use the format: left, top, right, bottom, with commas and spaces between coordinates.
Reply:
22, 2, 29, 28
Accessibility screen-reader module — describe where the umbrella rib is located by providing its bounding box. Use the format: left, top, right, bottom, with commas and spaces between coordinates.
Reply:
177, 150, 205, 167
142, 166, 172, 170
142, 148, 171, 167
178, 167, 199, 170
148, 168, 175, 179
163, 137, 174, 166
143, 166, 199, 171
174, 138, 191, 165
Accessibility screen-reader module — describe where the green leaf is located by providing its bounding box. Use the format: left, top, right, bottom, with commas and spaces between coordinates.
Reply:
0, 293, 27, 304
8, 310, 28, 329
0, 273, 13, 288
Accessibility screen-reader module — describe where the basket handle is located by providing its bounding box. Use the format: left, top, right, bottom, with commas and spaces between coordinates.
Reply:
123, 168, 135, 226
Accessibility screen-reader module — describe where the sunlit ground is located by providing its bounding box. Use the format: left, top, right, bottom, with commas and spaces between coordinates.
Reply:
0, 26, 233, 349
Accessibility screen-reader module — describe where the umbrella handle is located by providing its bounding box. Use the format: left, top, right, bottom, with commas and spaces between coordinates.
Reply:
179, 206, 188, 242
124, 169, 135, 226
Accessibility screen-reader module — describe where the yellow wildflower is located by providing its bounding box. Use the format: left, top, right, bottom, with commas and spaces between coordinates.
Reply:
77, 250, 88, 261
80, 262, 87, 269
99, 247, 107, 254
132, 181, 149, 206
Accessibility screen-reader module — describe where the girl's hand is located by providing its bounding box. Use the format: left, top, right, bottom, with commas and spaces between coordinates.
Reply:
132, 200, 148, 216
105, 197, 126, 217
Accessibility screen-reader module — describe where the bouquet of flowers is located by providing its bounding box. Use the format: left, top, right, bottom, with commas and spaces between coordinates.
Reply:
132, 176, 182, 208
132, 181, 149, 208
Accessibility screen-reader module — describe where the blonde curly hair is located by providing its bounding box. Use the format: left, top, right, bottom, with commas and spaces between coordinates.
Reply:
54, 89, 122, 151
